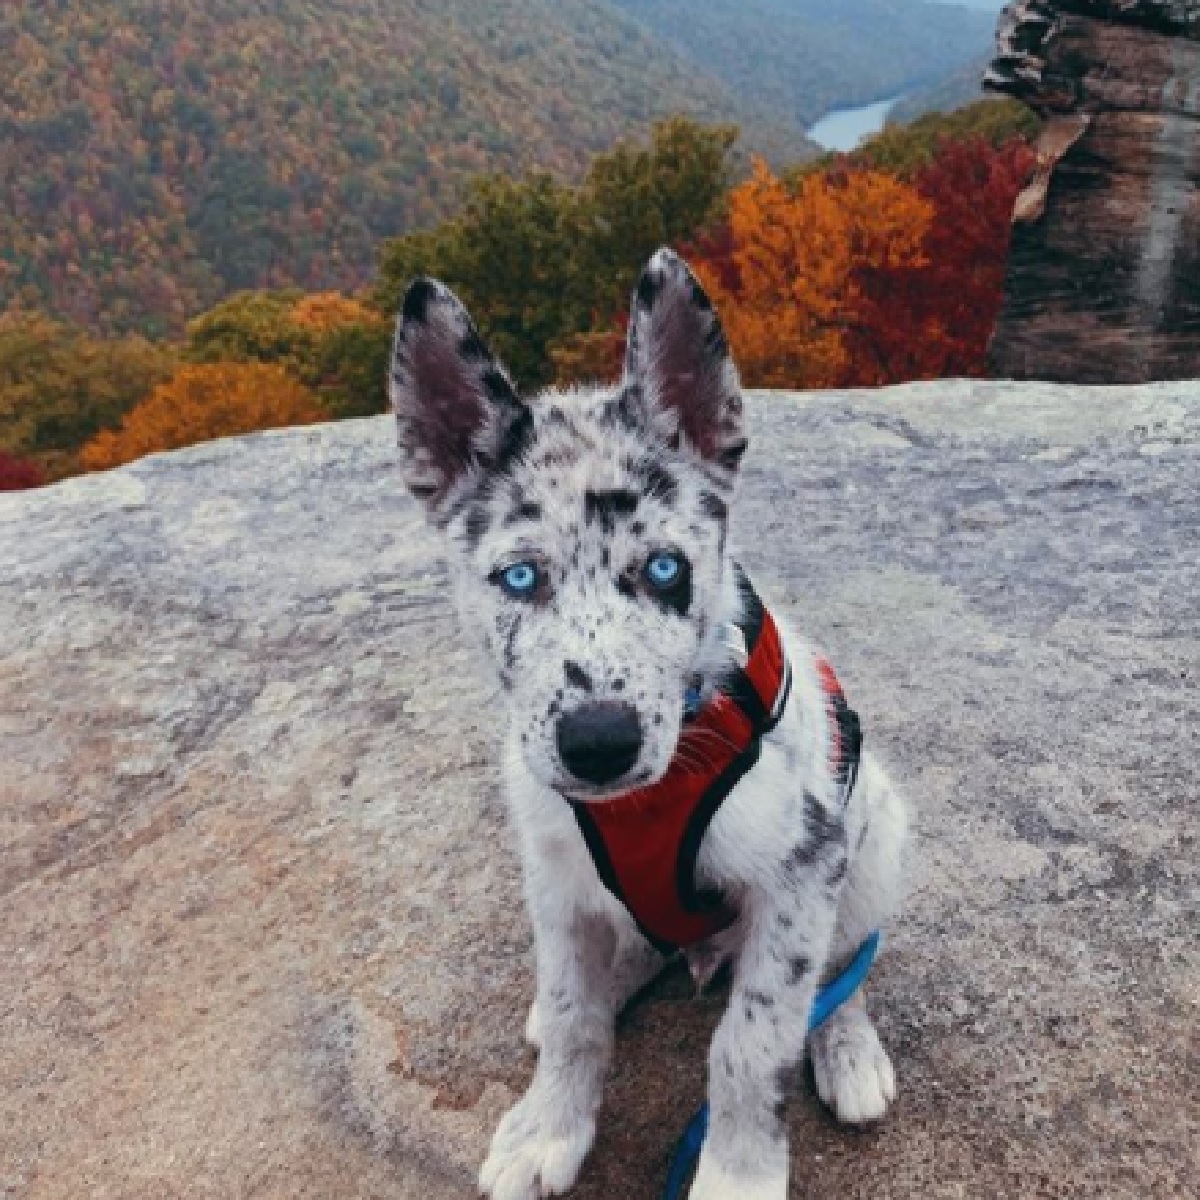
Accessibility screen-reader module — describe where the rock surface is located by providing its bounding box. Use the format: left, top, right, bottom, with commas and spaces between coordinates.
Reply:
985, 0, 1200, 382
2, 382, 1198, 1200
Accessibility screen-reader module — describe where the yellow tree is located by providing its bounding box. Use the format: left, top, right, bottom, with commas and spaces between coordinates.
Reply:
81, 362, 326, 470
693, 160, 933, 389
290, 292, 385, 336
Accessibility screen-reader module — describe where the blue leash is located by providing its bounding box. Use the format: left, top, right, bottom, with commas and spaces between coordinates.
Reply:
661, 931, 881, 1200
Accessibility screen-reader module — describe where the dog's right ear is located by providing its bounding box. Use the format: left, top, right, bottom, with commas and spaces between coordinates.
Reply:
620, 248, 745, 484
390, 280, 530, 517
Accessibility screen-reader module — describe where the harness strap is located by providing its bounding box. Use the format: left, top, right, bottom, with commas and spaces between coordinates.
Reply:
572, 567, 789, 953
573, 568, 862, 956
816, 655, 862, 804
661, 932, 882, 1200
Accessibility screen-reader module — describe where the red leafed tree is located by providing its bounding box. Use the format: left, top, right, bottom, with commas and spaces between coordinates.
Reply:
840, 137, 1036, 386
550, 323, 628, 388
680, 222, 741, 297
0, 451, 47, 491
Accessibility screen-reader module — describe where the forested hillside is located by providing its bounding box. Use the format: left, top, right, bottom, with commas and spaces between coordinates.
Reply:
2, 104, 1039, 489
0, 0, 802, 337
607, 0, 999, 128
890, 57, 993, 124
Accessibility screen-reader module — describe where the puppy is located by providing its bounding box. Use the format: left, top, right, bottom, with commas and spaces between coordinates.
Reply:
389, 249, 910, 1200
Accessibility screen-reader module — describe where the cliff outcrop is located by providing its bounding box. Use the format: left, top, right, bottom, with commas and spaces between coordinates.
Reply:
986, 0, 1200, 381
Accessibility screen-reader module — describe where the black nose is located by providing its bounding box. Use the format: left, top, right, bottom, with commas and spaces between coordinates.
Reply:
556, 702, 643, 785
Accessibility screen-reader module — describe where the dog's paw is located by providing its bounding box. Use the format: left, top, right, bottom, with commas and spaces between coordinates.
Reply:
688, 1153, 787, 1200
479, 1092, 594, 1200
810, 1003, 896, 1125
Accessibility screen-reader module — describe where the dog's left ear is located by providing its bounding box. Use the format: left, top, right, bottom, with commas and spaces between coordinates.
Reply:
620, 248, 746, 480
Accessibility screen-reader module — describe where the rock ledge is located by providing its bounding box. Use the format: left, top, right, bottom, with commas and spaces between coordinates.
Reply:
2, 380, 1197, 1199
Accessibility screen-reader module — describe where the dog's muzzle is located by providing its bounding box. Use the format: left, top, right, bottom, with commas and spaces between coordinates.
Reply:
556, 702, 643, 785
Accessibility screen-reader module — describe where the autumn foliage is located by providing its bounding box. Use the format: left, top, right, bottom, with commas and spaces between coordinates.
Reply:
290, 293, 382, 336
1, 107, 1037, 478
516, 111, 1034, 394
80, 363, 326, 470
0, 312, 175, 479
184, 290, 392, 419
684, 134, 1034, 389
840, 137, 1036, 385
377, 118, 737, 389
0, 450, 45, 491
550, 325, 628, 389
693, 161, 933, 389
0, 1, 784, 336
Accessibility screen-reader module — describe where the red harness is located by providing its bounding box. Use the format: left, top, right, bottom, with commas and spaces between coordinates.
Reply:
573, 572, 862, 954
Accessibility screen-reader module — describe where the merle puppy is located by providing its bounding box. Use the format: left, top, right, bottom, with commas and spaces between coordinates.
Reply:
389, 249, 910, 1200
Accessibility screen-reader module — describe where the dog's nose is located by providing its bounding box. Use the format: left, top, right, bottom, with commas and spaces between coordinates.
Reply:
556, 702, 643, 785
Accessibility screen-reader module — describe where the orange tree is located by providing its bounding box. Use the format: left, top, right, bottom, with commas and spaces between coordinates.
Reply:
80, 362, 327, 470
290, 292, 381, 335
691, 160, 933, 389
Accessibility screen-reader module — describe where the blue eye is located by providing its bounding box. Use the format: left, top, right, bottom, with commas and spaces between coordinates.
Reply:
499, 562, 539, 596
645, 551, 684, 588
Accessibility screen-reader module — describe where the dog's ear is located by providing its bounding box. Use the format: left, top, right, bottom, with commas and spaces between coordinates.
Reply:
620, 248, 746, 480
390, 279, 531, 516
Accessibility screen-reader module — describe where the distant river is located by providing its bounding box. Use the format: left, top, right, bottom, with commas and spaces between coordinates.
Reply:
806, 95, 903, 152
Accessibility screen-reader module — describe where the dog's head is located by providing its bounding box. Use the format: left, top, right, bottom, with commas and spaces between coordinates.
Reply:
390, 249, 747, 801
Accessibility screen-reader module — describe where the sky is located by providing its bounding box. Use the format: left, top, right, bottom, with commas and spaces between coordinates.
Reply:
928, 0, 1007, 9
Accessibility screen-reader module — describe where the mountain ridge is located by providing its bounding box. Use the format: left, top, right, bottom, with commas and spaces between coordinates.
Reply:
2, 0, 806, 335
608, 0, 999, 128
1, 0, 998, 336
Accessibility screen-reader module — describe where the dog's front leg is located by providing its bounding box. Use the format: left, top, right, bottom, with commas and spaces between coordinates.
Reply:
480, 895, 617, 1200
689, 885, 840, 1200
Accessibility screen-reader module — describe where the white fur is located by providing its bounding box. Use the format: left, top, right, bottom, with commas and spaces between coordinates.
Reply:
391, 250, 911, 1200
486, 609, 910, 1199
689, 1154, 787, 1200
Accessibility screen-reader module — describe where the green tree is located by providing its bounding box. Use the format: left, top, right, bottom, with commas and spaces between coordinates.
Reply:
571, 117, 738, 325
375, 118, 738, 389
184, 289, 391, 418
0, 312, 176, 479
377, 172, 579, 388
184, 291, 311, 367
792, 99, 1039, 183
857, 100, 1039, 177
309, 321, 392, 419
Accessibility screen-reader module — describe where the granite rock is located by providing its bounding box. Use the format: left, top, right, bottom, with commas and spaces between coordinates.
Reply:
2, 381, 1197, 1199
